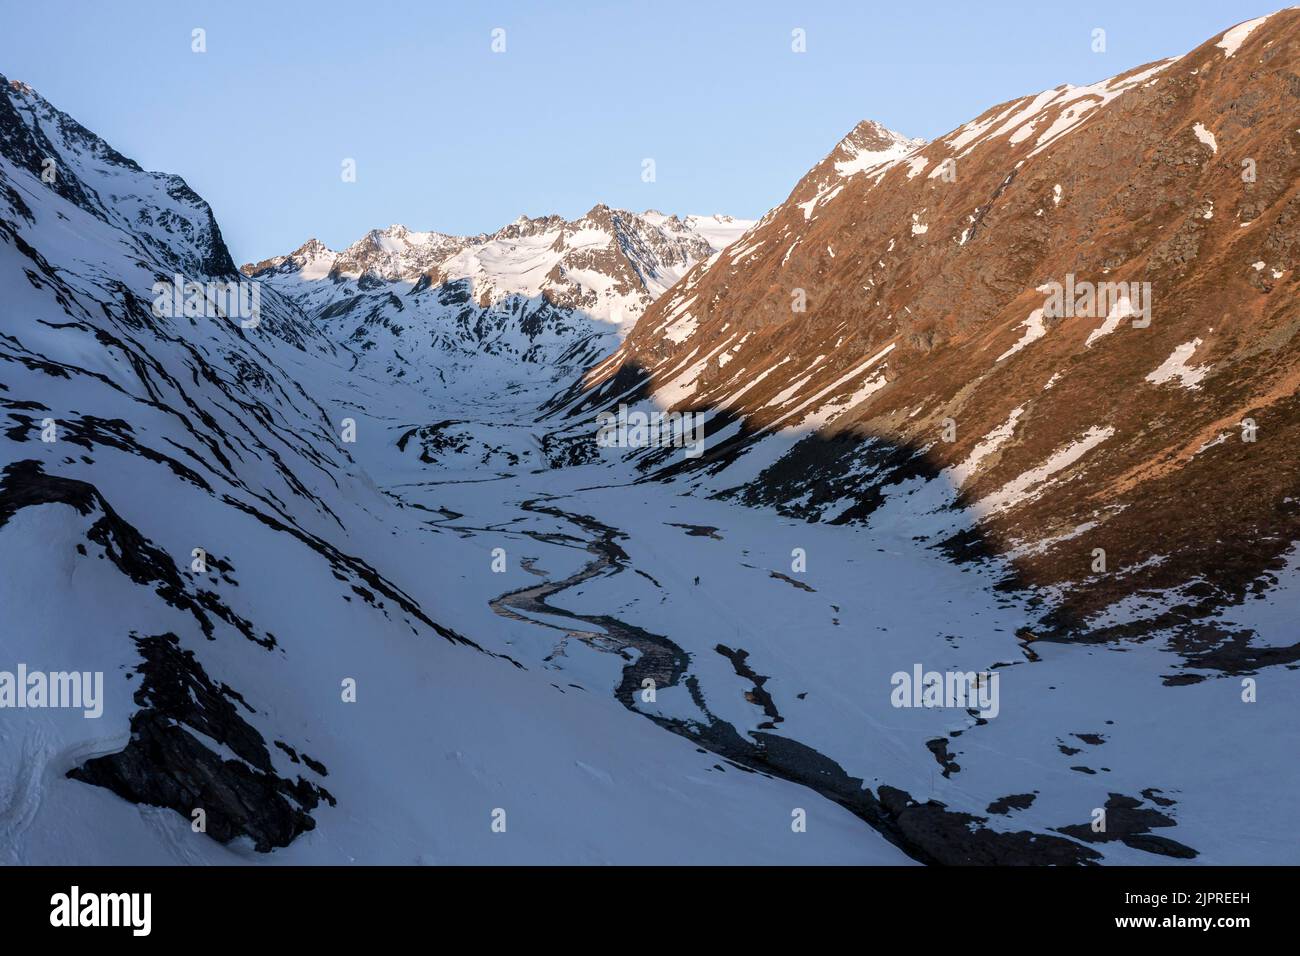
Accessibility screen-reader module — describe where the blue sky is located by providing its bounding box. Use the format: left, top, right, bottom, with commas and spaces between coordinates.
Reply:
0, 0, 1270, 262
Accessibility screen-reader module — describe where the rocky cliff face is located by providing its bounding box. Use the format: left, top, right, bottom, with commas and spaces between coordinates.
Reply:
1, 75, 237, 277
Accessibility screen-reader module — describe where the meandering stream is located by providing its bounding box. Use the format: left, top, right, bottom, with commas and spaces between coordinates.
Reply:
487, 496, 1100, 866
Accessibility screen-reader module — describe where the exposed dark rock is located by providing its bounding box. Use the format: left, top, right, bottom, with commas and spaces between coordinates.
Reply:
69, 633, 336, 853
987, 792, 1037, 815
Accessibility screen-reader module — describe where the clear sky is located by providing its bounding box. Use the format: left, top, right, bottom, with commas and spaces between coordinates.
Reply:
0, 0, 1272, 263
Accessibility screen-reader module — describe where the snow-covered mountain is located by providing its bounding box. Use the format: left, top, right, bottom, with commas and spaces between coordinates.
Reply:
3, 9, 1299, 869
243, 208, 753, 400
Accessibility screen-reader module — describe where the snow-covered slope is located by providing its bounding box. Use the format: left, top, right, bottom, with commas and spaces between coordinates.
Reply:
0, 74, 895, 864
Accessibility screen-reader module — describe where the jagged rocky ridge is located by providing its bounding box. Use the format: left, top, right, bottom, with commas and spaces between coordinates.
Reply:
243, 208, 752, 396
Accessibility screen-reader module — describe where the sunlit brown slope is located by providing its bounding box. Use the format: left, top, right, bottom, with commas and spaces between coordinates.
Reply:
574, 10, 1300, 647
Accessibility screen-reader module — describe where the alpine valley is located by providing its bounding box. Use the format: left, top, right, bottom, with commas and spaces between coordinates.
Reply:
1, 9, 1298, 866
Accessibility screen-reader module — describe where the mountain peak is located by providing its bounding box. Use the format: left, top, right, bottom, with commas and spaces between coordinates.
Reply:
581, 202, 616, 225
295, 237, 332, 256
830, 119, 925, 177
845, 118, 923, 149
